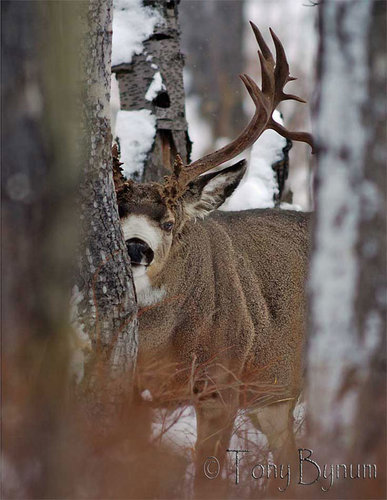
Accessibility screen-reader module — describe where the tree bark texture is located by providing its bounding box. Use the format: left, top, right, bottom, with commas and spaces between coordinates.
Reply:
112, 0, 191, 182
76, 0, 138, 417
307, 1, 386, 497
2, 1, 81, 497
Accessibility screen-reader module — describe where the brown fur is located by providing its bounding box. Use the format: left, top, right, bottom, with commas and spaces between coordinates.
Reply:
114, 23, 315, 494
137, 208, 310, 403
116, 154, 311, 497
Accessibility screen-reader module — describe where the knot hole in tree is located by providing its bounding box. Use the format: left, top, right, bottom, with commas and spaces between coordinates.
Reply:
153, 91, 170, 108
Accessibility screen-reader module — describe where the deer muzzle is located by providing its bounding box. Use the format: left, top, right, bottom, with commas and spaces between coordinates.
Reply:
126, 238, 154, 267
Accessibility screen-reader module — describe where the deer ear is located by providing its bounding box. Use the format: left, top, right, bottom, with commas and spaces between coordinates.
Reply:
182, 159, 247, 219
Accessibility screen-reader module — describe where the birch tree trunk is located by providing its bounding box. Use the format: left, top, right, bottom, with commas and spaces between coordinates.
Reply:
307, 1, 386, 498
112, 0, 191, 182
2, 1, 81, 497
76, 0, 138, 420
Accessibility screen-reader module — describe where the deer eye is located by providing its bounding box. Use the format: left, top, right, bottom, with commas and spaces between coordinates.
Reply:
161, 221, 174, 232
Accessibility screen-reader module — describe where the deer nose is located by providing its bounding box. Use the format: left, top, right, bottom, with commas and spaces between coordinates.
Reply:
125, 238, 154, 266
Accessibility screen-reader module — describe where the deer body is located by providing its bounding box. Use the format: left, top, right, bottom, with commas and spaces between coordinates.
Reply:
135, 208, 309, 400
113, 24, 314, 494
125, 206, 310, 494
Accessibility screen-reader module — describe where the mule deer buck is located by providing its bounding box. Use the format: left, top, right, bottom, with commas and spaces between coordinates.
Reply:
113, 23, 313, 494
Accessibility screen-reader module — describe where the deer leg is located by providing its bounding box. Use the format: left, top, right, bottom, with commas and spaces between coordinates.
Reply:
193, 395, 238, 498
253, 400, 297, 461
251, 400, 298, 495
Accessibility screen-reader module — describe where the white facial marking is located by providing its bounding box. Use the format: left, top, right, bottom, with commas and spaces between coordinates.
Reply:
121, 214, 162, 252
121, 215, 167, 307
131, 265, 147, 278
133, 273, 166, 308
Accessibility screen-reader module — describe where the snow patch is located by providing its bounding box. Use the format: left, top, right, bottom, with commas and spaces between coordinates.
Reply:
110, 74, 121, 136
280, 202, 302, 211
150, 401, 305, 467
112, 0, 162, 67
145, 71, 166, 101
185, 70, 288, 213
115, 109, 156, 178
221, 111, 286, 211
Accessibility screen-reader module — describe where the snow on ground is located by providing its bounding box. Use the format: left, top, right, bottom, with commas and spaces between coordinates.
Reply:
112, 0, 162, 67
150, 400, 306, 481
114, 109, 156, 179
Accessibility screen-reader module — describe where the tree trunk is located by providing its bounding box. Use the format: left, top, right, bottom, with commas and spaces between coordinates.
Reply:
307, 1, 386, 498
2, 1, 81, 497
76, 0, 138, 420
112, 0, 191, 182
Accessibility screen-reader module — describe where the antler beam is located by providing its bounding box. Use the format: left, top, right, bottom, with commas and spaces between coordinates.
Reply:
171, 22, 314, 192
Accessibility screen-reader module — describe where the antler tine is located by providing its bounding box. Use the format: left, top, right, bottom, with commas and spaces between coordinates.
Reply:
167, 23, 314, 192
250, 22, 274, 67
252, 22, 275, 96
269, 28, 307, 106
269, 119, 315, 153
258, 50, 274, 96
112, 143, 127, 191
270, 28, 290, 92
240, 73, 268, 111
282, 93, 307, 104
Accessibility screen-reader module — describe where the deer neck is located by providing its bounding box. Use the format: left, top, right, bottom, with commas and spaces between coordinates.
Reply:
133, 271, 166, 308
133, 221, 207, 309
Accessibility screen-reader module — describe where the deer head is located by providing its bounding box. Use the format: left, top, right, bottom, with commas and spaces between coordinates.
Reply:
113, 24, 314, 282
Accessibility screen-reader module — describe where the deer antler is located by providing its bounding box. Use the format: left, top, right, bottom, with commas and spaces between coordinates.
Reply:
112, 143, 126, 190
165, 23, 314, 197
112, 143, 133, 196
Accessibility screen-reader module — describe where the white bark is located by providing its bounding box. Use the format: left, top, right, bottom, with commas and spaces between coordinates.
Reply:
308, 0, 386, 482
